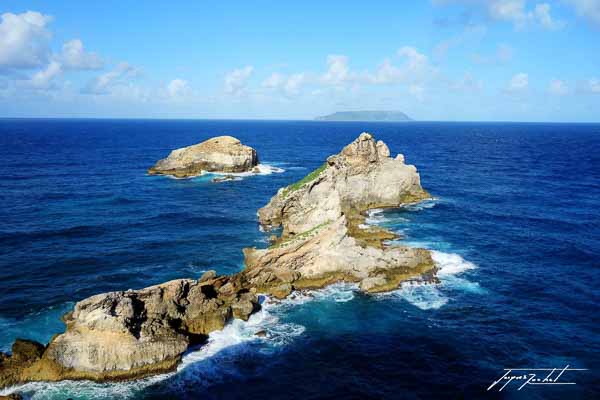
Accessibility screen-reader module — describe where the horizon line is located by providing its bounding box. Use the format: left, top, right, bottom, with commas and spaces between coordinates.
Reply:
1, 116, 600, 124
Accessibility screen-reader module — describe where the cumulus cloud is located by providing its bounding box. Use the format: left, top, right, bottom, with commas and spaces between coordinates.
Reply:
548, 79, 569, 95
507, 72, 529, 91
25, 60, 62, 89
224, 66, 253, 95
166, 79, 190, 99
0, 11, 53, 69
262, 72, 306, 96
82, 62, 139, 95
61, 39, 103, 70
565, 0, 600, 26
321, 55, 352, 85
491, 0, 563, 29
262, 72, 285, 89
434, 0, 564, 30
489, 0, 528, 23
533, 3, 563, 29
284, 73, 306, 95
370, 47, 436, 85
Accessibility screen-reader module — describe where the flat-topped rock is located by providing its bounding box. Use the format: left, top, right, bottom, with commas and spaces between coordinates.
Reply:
148, 136, 258, 177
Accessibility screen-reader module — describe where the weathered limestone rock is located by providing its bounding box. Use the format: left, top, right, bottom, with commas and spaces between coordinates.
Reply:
0, 131, 436, 391
0, 340, 45, 389
148, 136, 258, 178
0, 275, 259, 386
246, 132, 434, 294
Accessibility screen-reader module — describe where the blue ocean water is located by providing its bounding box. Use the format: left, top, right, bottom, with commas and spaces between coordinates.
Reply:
0, 119, 598, 399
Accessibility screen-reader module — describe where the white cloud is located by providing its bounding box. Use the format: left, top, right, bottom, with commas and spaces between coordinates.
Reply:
491, 0, 563, 29
321, 55, 352, 85
262, 72, 285, 89
166, 79, 190, 99
283, 73, 305, 96
507, 72, 529, 91
489, 0, 528, 24
26, 60, 62, 89
533, 3, 565, 29
262, 72, 306, 96
370, 47, 436, 84
548, 79, 569, 95
61, 39, 103, 70
434, 0, 563, 30
0, 11, 53, 68
565, 0, 600, 26
224, 65, 253, 95
370, 59, 402, 84
83, 62, 139, 95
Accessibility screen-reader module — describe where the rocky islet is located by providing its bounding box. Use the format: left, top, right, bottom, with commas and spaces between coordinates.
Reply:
1, 132, 436, 388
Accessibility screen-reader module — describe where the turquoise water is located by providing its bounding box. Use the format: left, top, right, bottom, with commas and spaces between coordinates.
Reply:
0, 119, 598, 399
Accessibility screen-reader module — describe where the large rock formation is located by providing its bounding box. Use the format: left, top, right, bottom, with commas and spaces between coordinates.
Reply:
0, 273, 259, 386
148, 136, 259, 178
1, 132, 435, 390
244, 132, 434, 294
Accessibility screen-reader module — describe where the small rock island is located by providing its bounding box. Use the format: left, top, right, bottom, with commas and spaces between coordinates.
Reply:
315, 110, 412, 122
148, 136, 259, 178
0, 132, 435, 389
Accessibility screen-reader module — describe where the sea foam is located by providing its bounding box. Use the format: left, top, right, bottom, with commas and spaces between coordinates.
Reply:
1, 296, 305, 399
376, 250, 481, 310
161, 163, 285, 181
211, 163, 285, 178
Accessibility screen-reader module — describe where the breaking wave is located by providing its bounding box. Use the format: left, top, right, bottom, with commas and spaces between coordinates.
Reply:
160, 163, 285, 181
211, 163, 285, 178
376, 250, 483, 310
1, 296, 307, 399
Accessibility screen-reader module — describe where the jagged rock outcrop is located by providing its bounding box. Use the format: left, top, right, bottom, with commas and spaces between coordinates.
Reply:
0, 273, 259, 386
148, 136, 259, 178
245, 132, 434, 294
1, 132, 435, 391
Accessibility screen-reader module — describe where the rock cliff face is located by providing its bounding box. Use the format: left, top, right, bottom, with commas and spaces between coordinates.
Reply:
1, 132, 435, 390
148, 136, 258, 178
245, 132, 434, 294
0, 273, 259, 386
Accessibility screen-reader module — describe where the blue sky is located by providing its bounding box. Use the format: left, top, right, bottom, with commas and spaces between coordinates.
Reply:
0, 0, 599, 121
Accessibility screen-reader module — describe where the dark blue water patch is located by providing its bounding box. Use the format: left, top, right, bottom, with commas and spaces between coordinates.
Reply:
0, 119, 598, 399
0, 225, 108, 246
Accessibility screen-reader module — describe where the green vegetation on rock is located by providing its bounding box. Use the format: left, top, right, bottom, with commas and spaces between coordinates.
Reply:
281, 163, 327, 197
270, 221, 331, 249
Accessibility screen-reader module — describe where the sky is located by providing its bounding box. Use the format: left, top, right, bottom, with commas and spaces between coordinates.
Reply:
0, 0, 599, 121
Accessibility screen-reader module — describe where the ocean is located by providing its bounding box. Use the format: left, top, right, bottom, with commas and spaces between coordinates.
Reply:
0, 119, 598, 399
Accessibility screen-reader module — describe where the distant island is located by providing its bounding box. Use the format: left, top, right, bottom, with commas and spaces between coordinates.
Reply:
315, 111, 412, 122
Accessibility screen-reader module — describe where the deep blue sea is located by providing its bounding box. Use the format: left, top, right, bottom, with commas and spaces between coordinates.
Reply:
0, 119, 598, 399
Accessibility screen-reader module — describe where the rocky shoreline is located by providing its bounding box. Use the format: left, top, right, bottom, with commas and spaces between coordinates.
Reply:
1, 132, 436, 389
